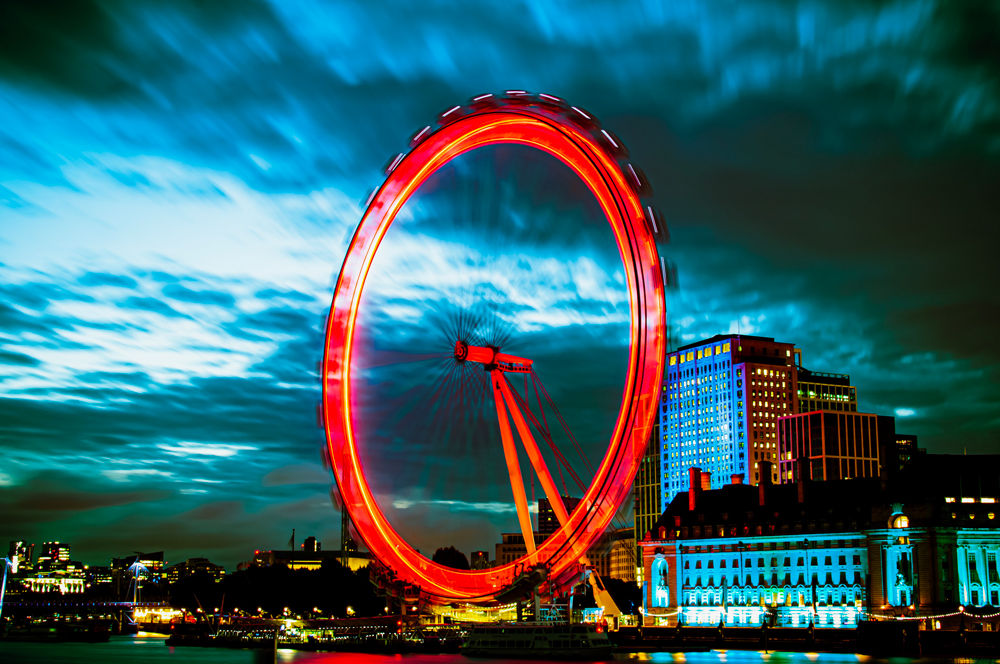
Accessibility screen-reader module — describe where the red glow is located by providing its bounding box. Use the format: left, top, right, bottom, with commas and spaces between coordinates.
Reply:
322, 103, 665, 601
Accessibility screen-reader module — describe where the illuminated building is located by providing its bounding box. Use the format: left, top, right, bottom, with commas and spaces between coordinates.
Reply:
610, 528, 637, 582
660, 334, 798, 508
36, 541, 71, 573
777, 410, 894, 483
85, 565, 113, 587
538, 496, 582, 535
633, 427, 661, 586
894, 433, 925, 470
165, 557, 226, 583
249, 537, 371, 572
641, 455, 1000, 627
7, 541, 33, 573
796, 368, 857, 412
113, 551, 166, 584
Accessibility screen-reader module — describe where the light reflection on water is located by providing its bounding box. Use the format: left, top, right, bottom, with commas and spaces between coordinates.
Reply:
1, 638, 997, 664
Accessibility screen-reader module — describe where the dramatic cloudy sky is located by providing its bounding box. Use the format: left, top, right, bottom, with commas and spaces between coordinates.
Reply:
1, 0, 997, 570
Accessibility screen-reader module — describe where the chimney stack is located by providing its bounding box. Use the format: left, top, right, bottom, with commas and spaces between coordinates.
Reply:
700, 471, 712, 491
795, 456, 810, 503
731, 473, 744, 485
688, 467, 702, 511
758, 461, 773, 506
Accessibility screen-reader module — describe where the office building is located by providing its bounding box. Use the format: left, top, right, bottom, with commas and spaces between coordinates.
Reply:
112, 551, 166, 584
894, 433, 925, 470
796, 368, 857, 413
660, 334, 798, 509
777, 411, 894, 483
36, 541, 71, 573
249, 537, 370, 572
634, 426, 661, 585
610, 527, 637, 583
537, 496, 582, 535
640, 456, 1000, 627
7, 541, 33, 573
165, 557, 226, 584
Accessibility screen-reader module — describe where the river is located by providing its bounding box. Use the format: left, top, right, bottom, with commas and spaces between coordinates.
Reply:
0, 635, 994, 664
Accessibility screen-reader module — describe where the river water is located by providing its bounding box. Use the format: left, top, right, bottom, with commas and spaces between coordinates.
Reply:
0, 635, 994, 664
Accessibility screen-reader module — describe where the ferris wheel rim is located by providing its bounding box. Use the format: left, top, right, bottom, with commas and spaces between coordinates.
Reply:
323, 100, 665, 602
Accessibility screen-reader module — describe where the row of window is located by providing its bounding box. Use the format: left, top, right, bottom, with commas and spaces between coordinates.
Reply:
685, 554, 860, 568
684, 571, 863, 587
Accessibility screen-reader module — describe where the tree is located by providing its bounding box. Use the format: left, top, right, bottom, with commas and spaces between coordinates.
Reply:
431, 546, 470, 570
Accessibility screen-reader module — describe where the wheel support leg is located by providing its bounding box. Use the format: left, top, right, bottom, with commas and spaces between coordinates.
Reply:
492, 373, 536, 555
497, 376, 571, 528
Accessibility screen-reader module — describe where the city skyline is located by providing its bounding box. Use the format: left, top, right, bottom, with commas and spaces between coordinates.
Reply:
2, 1, 998, 570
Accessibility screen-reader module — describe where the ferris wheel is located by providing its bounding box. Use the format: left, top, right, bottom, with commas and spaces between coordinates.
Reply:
323, 91, 668, 603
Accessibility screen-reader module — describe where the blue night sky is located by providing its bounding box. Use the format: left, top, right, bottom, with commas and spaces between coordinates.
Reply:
1, 1, 998, 570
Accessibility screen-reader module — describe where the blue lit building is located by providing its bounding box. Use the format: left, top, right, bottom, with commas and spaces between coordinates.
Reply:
640, 455, 1000, 628
660, 334, 799, 509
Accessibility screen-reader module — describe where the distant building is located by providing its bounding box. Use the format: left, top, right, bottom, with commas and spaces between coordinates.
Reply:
660, 334, 799, 509
537, 496, 582, 535
21, 541, 85, 594
894, 433, 925, 470
165, 557, 226, 583
777, 410, 894, 483
470, 551, 490, 570
634, 428, 661, 586
247, 536, 370, 572
85, 565, 113, 587
7, 541, 34, 574
610, 527, 637, 583
796, 368, 857, 413
640, 456, 1000, 627
112, 551, 166, 584
36, 542, 71, 573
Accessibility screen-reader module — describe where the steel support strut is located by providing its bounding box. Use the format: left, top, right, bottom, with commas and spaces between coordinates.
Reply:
492, 374, 536, 554
497, 376, 571, 528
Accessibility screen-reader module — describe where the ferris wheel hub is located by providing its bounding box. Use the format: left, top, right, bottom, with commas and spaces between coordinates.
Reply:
454, 340, 532, 371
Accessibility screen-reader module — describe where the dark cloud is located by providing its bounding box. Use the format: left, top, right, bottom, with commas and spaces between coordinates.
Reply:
79, 271, 138, 289
162, 283, 236, 307
0, 349, 39, 367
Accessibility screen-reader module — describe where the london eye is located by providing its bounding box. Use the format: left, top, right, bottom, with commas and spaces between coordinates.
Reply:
323, 92, 668, 603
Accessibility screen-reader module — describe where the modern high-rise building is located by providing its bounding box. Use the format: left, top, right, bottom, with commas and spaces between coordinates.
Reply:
659, 334, 799, 509
894, 433, 925, 470
796, 368, 857, 413
777, 411, 895, 483
470, 551, 490, 570
634, 425, 661, 584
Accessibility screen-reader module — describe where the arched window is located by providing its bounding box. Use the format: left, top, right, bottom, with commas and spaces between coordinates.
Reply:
652, 557, 670, 608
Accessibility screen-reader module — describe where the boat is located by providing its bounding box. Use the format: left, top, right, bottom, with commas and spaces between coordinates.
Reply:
1, 620, 111, 643
460, 622, 614, 659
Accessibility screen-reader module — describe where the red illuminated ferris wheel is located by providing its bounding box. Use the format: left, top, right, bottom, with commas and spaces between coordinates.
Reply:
322, 92, 668, 603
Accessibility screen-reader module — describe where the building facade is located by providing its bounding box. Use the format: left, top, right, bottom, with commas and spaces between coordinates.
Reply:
634, 427, 661, 585
610, 528, 637, 583
640, 456, 1000, 628
660, 334, 799, 509
165, 557, 226, 584
796, 368, 857, 413
777, 411, 894, 484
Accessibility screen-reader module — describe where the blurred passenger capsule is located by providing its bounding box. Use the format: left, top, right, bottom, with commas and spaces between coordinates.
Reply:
536, 93, 568, 108
502, 90, 534, 106
408, 125, 433, 148
567, 105, 601, 131
645, 206, 670, 243
599, 128, 629, 158
468, 93, 500, 110
383, 152, 405, 175
436, 104, 466, 126
624, 163, 653, 197
363, 188, 377, 207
